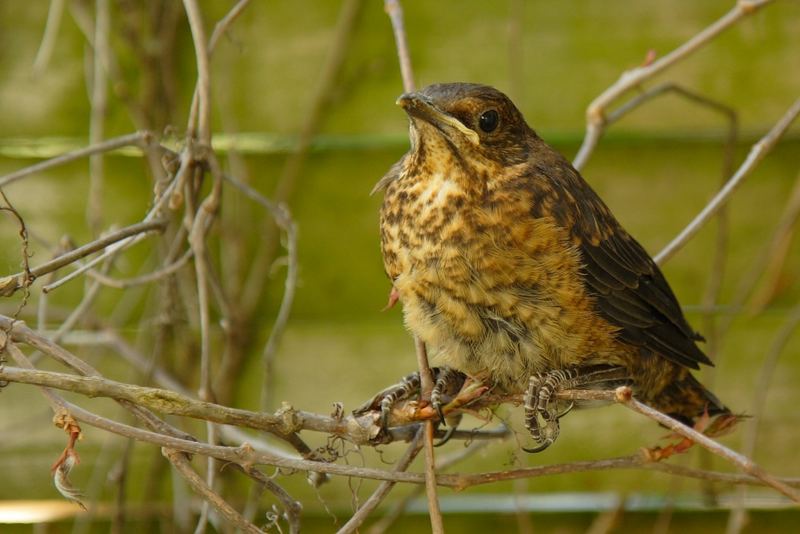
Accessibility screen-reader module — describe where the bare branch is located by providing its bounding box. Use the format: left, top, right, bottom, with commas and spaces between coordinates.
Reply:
0, 132, 152, 189
164, 448, 265, 534
655, 97, 800, 263
338, 429, 423, 534
182, 0, 211, 143
384, 0, 415, 92
207, 0, 252, 52
32, 0, 66, 74
613, 386, 800, 503
87, 0, 110, 232
0, 219, 169, 297
573, 0, 773, 169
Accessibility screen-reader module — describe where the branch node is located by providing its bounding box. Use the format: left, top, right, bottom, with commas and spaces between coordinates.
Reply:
614, 385, 633, 403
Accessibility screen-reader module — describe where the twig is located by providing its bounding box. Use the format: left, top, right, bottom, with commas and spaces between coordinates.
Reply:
236, 465, 302, 534
0, 219, 169, 297
655, 96, 800, 263
745, 170, 800, 311
32, 0, 66, 74
613, 386, 800, 503
87, 248, 193, 288
0, 132, 152, 189
87, 0, 110, 233
338, 428, 423, 534
219, 174, 298, 410
413, 337, 444, 533
207, 0, 252, 52
41, 158, 180, 293
728, 303, 800, 531
572, 0, 774, 170
182, 0, 211, 143
163, 448, 264, 534
2, 317, 194, 441
384, 0, 415, 92
368, 438, 494, 534
9, 389, 798, 492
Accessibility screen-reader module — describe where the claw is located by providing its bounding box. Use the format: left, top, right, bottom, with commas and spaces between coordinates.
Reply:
430, 367, 466, 425
521, 439, 554, 454
434, 425, 457, 447
556, 401, 575, 419
523, 368, 580, 453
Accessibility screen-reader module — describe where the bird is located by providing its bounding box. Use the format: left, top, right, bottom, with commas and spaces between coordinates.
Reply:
363, 82, 731, 452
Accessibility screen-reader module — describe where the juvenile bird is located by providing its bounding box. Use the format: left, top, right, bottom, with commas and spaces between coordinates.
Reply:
366, 82, 730, 451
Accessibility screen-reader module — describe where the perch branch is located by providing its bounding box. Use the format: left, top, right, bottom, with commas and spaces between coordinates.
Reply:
613, 386, 800, 503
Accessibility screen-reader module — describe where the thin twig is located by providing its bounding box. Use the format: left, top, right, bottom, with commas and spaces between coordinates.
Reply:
32, 0, 66, 74
337, 428, 423, 534
384, 0, 415, 93
236, 465, 302, 534
613, 386, 800, 503
86, 248, 193, 288
368, 438, 494, 534
572, 0, 774, 170
207, 0, 252, 52
182, 0, 211, 143
727, 303, 800, 532
164, 448, 264, 534
41, 160, 180, 293
745, 170, 800, 311
241, 0, 362, 318
0, 132, 152, 189
655, 97, 800, 263
413, 337, 444, 533
0, 219, 169, 297
87, 0, 110, 233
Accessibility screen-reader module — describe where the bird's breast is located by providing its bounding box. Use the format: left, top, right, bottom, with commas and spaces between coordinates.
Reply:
380, 169, 605, 383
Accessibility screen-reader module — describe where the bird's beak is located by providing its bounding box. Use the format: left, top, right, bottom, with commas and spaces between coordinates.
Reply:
396, 93, 480, 146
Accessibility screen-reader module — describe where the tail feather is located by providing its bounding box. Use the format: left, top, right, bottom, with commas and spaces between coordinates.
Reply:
653, 372, 730, 427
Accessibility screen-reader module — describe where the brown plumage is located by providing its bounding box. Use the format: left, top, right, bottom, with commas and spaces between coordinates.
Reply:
374, 83, 729, 442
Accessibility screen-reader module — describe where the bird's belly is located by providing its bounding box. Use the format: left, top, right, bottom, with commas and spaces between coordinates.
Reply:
392, 250, 576, 390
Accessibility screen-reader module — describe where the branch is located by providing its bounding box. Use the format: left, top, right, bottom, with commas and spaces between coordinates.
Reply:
0, 219, 169, 296
337, 429, 423, 534
655, 96, 800, 263
0, 132, 152, 189
613, 386, 800, 503
384, 0, 415, 93
164, 449, 264, 534
182, 0, 211, 143
573, 0, 773, 169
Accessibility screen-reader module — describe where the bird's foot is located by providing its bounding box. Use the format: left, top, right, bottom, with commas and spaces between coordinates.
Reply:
522, 368, 579, 453
522, 365, 630, 453
353, 367, 467, 433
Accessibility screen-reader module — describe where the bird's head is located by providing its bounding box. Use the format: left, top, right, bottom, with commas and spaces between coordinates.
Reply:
397, 83, 535, 170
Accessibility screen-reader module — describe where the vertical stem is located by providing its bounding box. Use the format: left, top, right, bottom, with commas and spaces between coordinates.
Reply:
88, 0, 109, 233
384, 0, 415, 92
414, 337, 444, 533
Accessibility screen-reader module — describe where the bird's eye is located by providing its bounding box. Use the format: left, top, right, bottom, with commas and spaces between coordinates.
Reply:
478, 110, 499, 133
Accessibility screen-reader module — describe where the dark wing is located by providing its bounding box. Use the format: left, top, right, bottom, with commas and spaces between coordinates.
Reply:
532, 159, 712, 370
